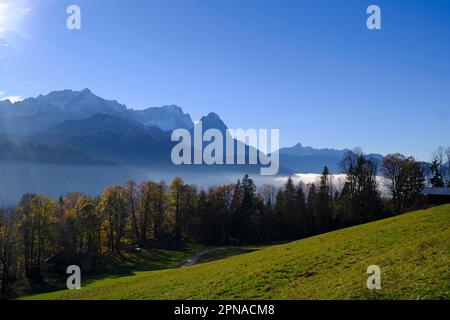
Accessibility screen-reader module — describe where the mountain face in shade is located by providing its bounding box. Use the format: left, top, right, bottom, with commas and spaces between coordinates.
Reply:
0, 100, 13, 109
0, 140, 115, 166
35, 113, 172, 165
44, 113, 154, 137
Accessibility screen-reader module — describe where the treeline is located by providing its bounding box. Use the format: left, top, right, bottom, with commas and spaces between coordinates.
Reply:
0, 148, 447, 294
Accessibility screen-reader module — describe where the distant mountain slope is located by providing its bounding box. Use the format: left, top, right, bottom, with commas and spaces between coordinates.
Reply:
0, 140, 115, 166
280, 153, 345, 173
45, 113, 158, 137
35, 113, 172, 165
279, 143, 383, 173
24, 205, 450, 300
280, 143, 350, 157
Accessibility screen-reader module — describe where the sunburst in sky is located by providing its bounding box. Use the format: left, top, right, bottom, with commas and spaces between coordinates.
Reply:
0, 0, 449, 160
0, 0, 33, 102
0, 2, 9, 34
0, 0, 32, 40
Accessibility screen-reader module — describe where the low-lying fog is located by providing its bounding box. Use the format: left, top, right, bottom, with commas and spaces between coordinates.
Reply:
0, 163, 388, 207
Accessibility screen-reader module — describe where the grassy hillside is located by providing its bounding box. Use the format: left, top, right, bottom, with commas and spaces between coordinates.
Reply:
24, 205, 450, 300
6, 245, 208, 299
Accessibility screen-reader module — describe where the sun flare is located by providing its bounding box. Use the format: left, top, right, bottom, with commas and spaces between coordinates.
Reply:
0, 0, 31, 37
0, 2, 11, 33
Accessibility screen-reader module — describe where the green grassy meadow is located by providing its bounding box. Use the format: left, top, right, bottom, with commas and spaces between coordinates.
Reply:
23, 205, 450, 300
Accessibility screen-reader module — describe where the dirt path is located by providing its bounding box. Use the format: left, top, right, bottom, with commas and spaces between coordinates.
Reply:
180, 246, 256, 268
180, 251, 208, 267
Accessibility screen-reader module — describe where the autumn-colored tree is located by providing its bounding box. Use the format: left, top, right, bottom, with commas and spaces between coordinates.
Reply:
77, 198, 101, 255
0, 209, 16, 293
98, 186, 127, 254
382, 154, 407, 214
169, 177, 185, 241
16, 194, 58, 280
59, 192, 100, 255
137, 181, 152, 245
382, 154, 425, 214
124, 180, 140, 243
150, 182, 167, 241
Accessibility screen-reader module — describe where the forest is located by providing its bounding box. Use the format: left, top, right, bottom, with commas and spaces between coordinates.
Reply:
0, 148, 449, 295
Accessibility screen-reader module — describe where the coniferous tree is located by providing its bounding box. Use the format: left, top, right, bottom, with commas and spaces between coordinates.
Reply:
284, 177, 299, 239
429, 159, 444, 187
236, 174, 256, 242
340, 149, 381, 223
295, 183, 308, 236
306, 183, 319, 232
274, 188, 286, 240
317, 166, 333, 231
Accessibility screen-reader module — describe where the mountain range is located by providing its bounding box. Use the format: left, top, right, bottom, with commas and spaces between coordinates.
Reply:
0, 89, 390, 206
0, 89, 193, 135
0, 89, 383, 172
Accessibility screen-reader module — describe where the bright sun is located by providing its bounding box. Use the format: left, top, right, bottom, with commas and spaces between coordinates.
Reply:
0, 2, 12, 34
0, 1, 31, 36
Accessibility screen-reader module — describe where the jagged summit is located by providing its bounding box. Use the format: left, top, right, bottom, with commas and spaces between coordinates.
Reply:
199, 112, 228, 133
0, 89, 196, 134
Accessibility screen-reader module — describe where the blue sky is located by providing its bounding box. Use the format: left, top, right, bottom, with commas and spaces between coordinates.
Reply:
0, 0, 449, 161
